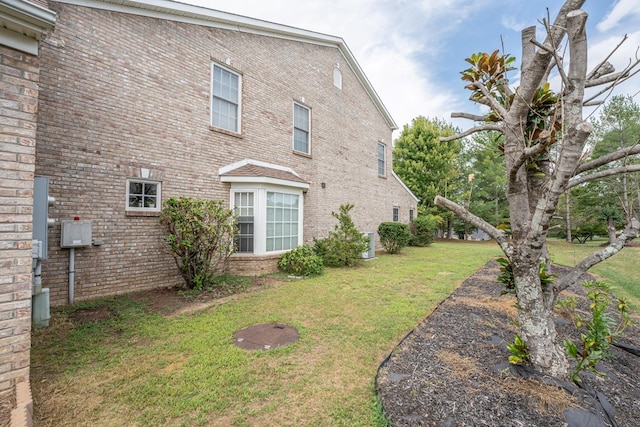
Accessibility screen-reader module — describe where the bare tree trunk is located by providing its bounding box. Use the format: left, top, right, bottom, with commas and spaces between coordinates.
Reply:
512, 257, 569, 376
608, 216, 617, 244
565, 191, 572, 242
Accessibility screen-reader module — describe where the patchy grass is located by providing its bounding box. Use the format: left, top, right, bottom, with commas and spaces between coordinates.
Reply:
31, 239, 639, 426
31, 241, 500, 427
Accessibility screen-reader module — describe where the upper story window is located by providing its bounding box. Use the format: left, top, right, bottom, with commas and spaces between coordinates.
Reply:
126, 179, 161, 212
293, 103, 310, 154
378, 142, 386, 176
211, 63, 241, 133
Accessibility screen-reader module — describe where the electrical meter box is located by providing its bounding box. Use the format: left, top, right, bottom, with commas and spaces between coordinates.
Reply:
61, 220, 92, 248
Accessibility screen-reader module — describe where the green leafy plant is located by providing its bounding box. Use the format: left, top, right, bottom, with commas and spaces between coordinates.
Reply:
378, 222, 411, 254
496, 258, 555, 295
507, 334, 530, 364
278, 244, 324, 276
563, 280, 633, 383
496, 257, 515, 294
409, 215, 439, 247
159, 196, 236, 290
313, 204, 369, 267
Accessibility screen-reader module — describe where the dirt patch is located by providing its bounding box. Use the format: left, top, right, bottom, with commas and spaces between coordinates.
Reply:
377, 261, 640, 426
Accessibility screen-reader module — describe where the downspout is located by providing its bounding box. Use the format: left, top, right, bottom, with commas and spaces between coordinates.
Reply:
69, 247, 75, 304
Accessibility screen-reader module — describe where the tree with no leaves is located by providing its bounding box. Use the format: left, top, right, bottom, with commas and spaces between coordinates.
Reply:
436, 0, 640, 378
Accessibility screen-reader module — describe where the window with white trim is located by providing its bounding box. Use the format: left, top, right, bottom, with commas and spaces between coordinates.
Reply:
126, 179, 161, 212
234, 192, 254, 253
266, 192, 299, 252
211, 63, 241, 133
293, 103, 310, 154
378, 142, 386, 176
230, 185, 304, 255
393, 206, 399, 222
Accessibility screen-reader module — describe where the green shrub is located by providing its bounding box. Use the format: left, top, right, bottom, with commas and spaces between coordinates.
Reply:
159, 196, 235, 290
378, 222, 411, 254
278, 244, 324, 276
313, 204, 369, 267
409, 215, 438, 246
563, 280, 633, 383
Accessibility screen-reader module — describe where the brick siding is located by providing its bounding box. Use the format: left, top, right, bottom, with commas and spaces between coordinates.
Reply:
0, 44, 40, 413
35, 3, 418, 307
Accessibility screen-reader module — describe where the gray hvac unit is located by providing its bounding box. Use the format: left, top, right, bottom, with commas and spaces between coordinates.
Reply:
361, 232, 375, 259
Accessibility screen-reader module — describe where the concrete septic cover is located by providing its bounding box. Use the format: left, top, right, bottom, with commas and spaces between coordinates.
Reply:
233, 322, 299, 350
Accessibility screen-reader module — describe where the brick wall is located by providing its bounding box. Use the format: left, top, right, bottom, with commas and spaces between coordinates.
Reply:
0, 44, 40, 411
35, 3, 418, 306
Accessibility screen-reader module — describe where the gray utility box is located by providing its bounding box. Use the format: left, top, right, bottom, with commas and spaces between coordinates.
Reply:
361, 232, 375, 259
61, 220, 92, 248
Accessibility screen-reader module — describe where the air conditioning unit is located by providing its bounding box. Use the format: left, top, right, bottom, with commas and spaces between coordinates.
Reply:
361, 232, 375, 259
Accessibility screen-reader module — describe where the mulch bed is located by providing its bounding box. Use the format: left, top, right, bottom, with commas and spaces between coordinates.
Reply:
376, 261, 640, 427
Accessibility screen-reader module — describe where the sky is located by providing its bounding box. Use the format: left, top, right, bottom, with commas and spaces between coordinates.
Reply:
179, 0, 640, 137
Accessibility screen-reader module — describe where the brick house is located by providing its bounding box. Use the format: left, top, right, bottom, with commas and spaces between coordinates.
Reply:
34, 0, 419, 308
0, 0, 55, 422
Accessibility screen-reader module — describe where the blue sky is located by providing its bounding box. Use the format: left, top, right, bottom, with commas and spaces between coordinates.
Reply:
182, 0, 640, 136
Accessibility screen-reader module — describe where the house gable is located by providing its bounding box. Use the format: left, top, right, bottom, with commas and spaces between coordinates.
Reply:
54, 0, 397, 130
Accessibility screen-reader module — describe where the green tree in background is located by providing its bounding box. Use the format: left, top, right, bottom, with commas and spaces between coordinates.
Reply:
393, 116, 463, 236
462, 132, 509, 229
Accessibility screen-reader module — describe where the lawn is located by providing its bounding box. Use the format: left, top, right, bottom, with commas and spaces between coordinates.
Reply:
30, 239, 637, 426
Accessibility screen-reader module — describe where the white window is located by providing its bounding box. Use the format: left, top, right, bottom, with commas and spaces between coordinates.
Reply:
266, 192, 299, 252
234, 192, 254, 253
126, 179, 161, 212
378, 142, 386, 176
231, 185, 304, 255
293, 103, 310, 154
211, 63, 241, 133
393, 206, 399, 222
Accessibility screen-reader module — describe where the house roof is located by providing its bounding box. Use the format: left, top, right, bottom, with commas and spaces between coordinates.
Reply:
54, 0, 398, 130
219, 159, 309, 190
0, 0, 56, 54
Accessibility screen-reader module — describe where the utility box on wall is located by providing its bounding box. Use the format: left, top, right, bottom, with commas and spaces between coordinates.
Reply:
61, 220, 92, 248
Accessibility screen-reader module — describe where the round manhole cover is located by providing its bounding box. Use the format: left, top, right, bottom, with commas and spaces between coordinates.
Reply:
233, 322, 299, 350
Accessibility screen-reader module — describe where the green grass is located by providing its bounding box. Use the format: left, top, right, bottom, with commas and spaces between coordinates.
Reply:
547, 239, 640, 309
31, 239, 638, 426
31, 241, 501, 427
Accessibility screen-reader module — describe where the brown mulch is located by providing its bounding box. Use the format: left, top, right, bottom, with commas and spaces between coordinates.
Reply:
376, 261, 640, 426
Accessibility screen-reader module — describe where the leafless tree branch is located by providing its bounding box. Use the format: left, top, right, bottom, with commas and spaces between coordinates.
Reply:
451, 112, 489, 122
575, 143, 640, 174
439, 123, 503, 142
587, 33, 628, 80
568, 164, 640, 189
434, 195, 512, 254
557, 217, 639, 292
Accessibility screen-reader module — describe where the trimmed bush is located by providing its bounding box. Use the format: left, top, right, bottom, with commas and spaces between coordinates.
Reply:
378, 222, 411, 254
409, 215, 438, 247
159, 196, 235, 290
278, 244, 324, 276
314, 204, 369, 267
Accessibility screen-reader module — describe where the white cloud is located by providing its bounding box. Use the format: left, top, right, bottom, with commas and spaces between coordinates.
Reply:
596, 0, 640, 33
